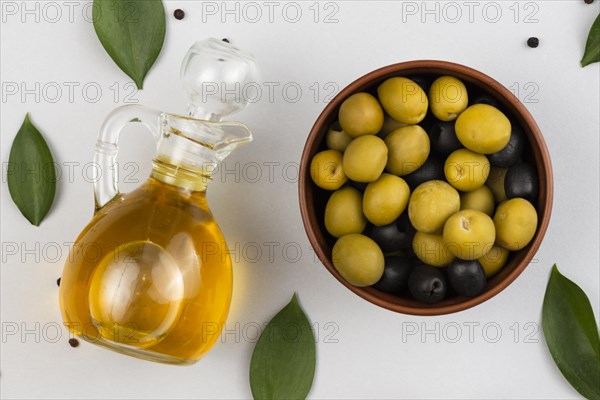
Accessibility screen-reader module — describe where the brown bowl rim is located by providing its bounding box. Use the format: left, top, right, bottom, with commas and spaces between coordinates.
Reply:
299, 60, 553, 316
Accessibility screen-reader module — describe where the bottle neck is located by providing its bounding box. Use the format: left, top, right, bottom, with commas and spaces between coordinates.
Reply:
150, 113, 251, 192
150, 157, 212, 193
151, 119, 219, 192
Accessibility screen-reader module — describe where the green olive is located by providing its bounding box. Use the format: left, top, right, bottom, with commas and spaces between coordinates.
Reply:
408, 180, 460, 233
412, 231, 455, 267
455, 104, 511, 154
444, 149, 490, 192
385, 125, 430, 176
332, 234, 384, 286
377, 77, 428, 124
486, 167, 508, 203
338, 92, 384, 137
443, 210, 496, 260
343, 135, 388, 182
363, 174, 410, 226
493, 198, 538, 251
378, 114, 407, 139
325, 187, 367, 238
460, 185, 495, 216
326, 122, 353, 152
428, 76, 468, 121
478, 245, 509, 277
310, 150, 347, 190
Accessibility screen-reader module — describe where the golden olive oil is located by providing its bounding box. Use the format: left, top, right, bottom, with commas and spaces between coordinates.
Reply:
59, 163, 232, 365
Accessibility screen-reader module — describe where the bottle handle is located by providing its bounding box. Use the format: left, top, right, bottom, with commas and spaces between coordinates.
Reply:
93, 105, 162, 211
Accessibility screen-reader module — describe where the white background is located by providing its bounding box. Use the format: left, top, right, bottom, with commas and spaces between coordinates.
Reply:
1, 1, 599, 399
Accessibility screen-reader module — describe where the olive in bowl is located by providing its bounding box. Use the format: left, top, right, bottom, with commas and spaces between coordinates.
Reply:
299, 61, 552, 316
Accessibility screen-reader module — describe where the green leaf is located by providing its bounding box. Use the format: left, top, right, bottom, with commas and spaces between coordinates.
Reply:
581, 13, 600, 67
542, 265, 600, 400
250, 293, 316, 400
7, 114, 57, 226
93, 0, 166, 89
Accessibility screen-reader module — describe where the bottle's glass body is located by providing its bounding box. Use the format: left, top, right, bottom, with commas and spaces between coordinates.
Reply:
59, 38, 258, 365
60, 161, 232, 365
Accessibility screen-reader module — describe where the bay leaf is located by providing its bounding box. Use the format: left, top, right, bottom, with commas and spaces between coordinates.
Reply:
542, 265, 600, 400
7, 114, 57, 226
250, 293, 316, 400
93, 0, 166, 89
582, 13, 600, 67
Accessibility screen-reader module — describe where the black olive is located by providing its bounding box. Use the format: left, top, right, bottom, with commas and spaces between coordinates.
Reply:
470, 92, 501, 108
447, 260, 487, 297
373, 256, 413, 294
487, 125, 526, 168
368, 213, 415, 252
405, 75, 431, 93
408, 256, 422, 267
504, 163, 539, 202
349, 180, 368, 192
419, 111, 437, 134
404, 245, 417, 259
429, 121, 462, 155
408, 264, 447, 304
403, 154, 445, 189
396, 213, 416, 248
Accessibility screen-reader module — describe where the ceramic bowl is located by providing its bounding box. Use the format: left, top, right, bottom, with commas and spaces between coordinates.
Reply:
298, 61, 553, 316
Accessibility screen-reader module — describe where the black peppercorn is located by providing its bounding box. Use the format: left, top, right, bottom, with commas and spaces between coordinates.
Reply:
56, 277, 61, 287
222, 38, 230, 43
68, 338, 80, 348
527, 37, 539, 48
174, 9, 185, 20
